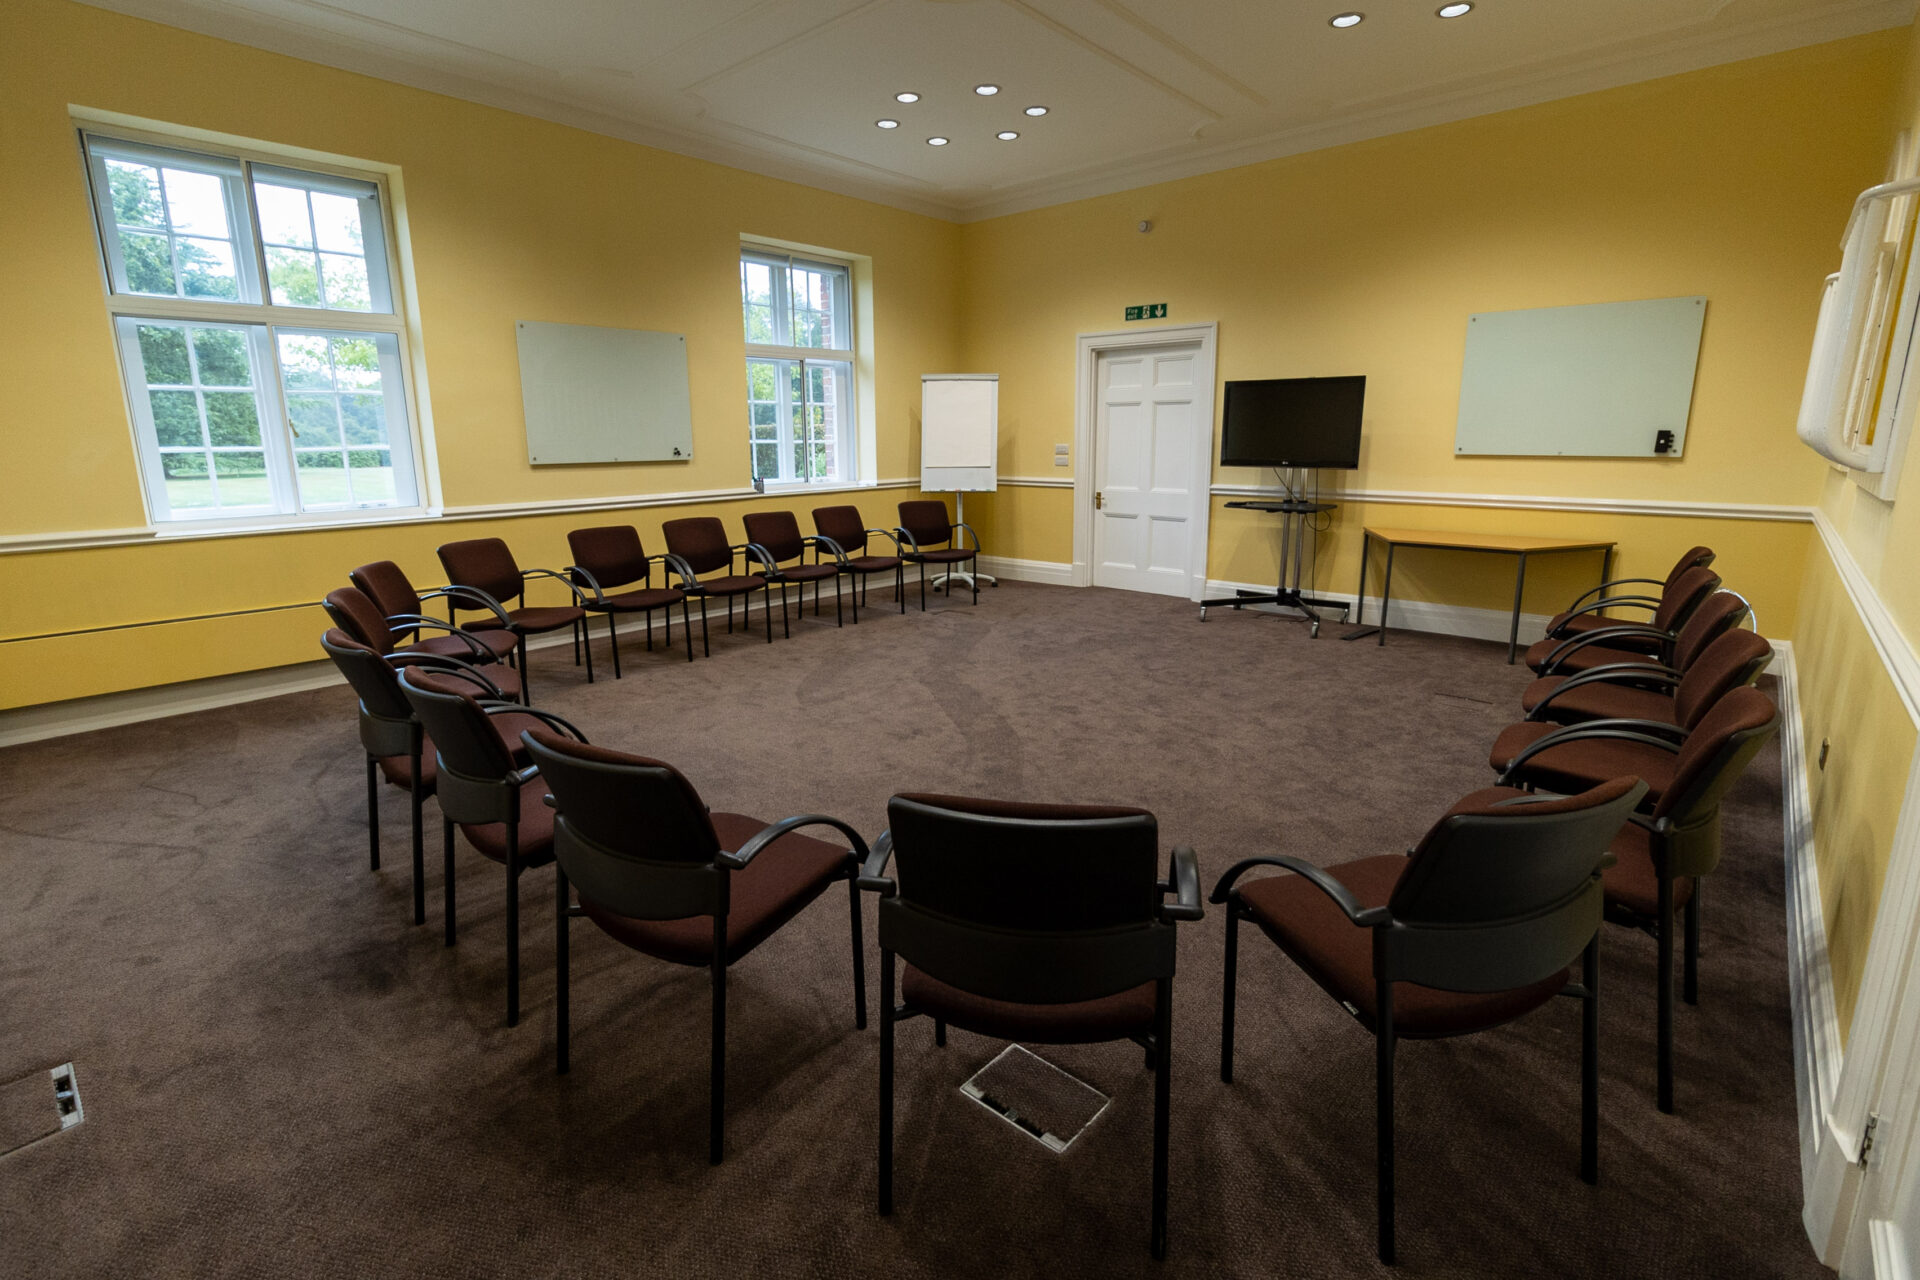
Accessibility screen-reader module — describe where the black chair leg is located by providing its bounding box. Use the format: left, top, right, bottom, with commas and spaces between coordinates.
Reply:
934, 1019, 946, 1048
710, 948, 728, 1165
848, 875, 867, 1030
572, 618, 580, 667
897, 564, 905, 613
608, 613, 622, 679
365, 756, 380, 871
686, 598, 700, 661
1683, 883, 1701, 1006
1221, 898, 1239, 1083
505, 829, 521, 1028
880, 948, 896, 1216
443, 819, 457, 947
582, 620, 594, 683
1658, 878, 1675, 1114
780, 583, 790, 639
646, 608, 654, 653
1377, 980, 1397, 1266
1582, 934, 1600, 1184
409, 746, 426, 926
556, 863, 571, 1075
764, 586, 775, 643
972, 554, 979, 605
919, 561, 927, 611
517, 634, 532, 702
1151, 976, 1173, 1261
834, 575, 843, 627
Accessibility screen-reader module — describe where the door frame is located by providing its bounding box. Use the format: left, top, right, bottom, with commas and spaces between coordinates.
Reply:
1072, 321, 1218, 600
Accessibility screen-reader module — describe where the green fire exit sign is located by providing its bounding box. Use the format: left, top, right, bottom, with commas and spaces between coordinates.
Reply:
1125, 304, 1168, 321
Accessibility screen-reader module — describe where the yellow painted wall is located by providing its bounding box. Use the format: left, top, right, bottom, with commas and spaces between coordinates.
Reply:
956, 34, 1901, 625
0, 0, 961, 706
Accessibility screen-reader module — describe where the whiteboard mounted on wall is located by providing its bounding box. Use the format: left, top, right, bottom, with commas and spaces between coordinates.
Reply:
1453, 296, 1707, 458
921, 374, 998, 492
516, 320, 694, 465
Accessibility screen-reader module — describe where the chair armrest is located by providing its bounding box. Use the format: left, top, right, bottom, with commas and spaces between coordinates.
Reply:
866, 528, 904, 553
1208, 855, 1391, 926
520, 567, 592, 606
384, 652, 508, 699
648, 553, 701, 592
857, 830, 896, 895
1526, 664, 1680, 720
388, 614, 497, 660
893, 526, 923, 553
734, 541, 781, 578
565, 565, 608, 606
802, 534, 848, 565
1158, 846, 1204, 921
954, 522, 983, 554
719, 814, 870, 871
1538, 625, 1672, 674
427, 583, 514, 627
488, 705, 588, 742
1497, 720, 1685, 784
1564, 577, 1665, 614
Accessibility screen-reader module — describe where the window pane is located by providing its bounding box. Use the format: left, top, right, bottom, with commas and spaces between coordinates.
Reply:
347, 448, 394, 503
288, 394, 341, 445
161, 452, 216, 509
753, 442, 779, 479
318, 253, 371, 311
160, 167, 229, 238
149, 390, 201, 447
277, 333, 333, 388
274, 331, 411, 510
310, 192, 365, 254
204, 392, 261, 446
340, 393, 386, 444
177, 238, 238, 300
789, 264, 843, 350
212, 451, 269, 507
331, 337, 382, 390
107, 160, 164, 229
191, 328, 251, 387
122, 231, 176, 295
741, 260, 777, 345
254, 183, 313, 248
750, 402, 776, 427
266, 245, 323, 307
137, 324, 190, 385
295, 449, 349, 506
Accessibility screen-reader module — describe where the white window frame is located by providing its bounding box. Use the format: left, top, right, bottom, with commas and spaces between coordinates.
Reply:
82, 125, 428, 531
741, 245, 859, 490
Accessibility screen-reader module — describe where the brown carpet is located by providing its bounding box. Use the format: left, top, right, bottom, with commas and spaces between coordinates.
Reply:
0, 580, 1821, 1278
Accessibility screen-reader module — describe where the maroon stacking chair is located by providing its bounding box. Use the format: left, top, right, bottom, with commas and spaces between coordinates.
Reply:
1596, 687, 1780, 1112
347, 560, 517, 664
522, 730, 868, 1164
565, 525, 696, 674
319, 628, 532, 925
436, 539, 591, 699
1522, 625, 1771, 729
1489, 658, 1776, 812
1211, 777, 1646, 1264
323, 586, 522, 701
1541, 545, 1716, 645
1522, 565, 1721, 674
812, 505, 905, 621
661, 516, 778, 652
398, 667, 586, 1027
743, 509, 845, 628
862, 794, 1203, 1259
1521, 590, 1752, 709
895, 499, 983, 610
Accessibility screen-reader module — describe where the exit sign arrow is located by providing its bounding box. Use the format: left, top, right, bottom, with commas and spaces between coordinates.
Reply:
1125, 303, 1168, 321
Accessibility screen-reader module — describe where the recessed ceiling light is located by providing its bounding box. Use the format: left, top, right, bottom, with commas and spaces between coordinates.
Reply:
895, 91, 919, 103
1436, 2, 1472, 15
927, 136, 949, 146
1024, 105, 1048, 117
997, 130, 1019, 141
1329, 11, 1364, 27
975, 84, 999, 96
876, 119, 899, 129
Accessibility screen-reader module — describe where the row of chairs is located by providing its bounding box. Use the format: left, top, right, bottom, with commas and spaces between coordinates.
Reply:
314, 540, 1778, 1264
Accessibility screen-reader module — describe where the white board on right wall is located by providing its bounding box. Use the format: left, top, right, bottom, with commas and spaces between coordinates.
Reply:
1454, 295, 1707, 458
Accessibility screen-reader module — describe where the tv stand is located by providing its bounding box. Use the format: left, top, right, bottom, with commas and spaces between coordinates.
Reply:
1198, 499, 1349, 638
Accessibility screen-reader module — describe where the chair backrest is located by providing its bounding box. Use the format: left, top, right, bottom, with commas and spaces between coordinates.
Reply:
437, 538, 523, 609
1671, 591, 1751, 672
567, 526, 648, 592
879, 793, 1171, 1005
522, 729, 728, 921
349, 560, 423, 620
1383, 777, 1647, 993
661, 517, 732, 576
1666, 545, 1717, 588
898, 500, 953, 548
322, 586, 397, 654
1656, 686, 1781, 832
397, 667, 516, 786
742, 510, 805, 564
1671, 630, 1774, 730
320, 627, 412, 723
813, 505, 870, 556
1651, 565, 1722, 634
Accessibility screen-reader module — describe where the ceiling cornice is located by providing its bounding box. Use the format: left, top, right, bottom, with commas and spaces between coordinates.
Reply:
72, 0, 1920, 224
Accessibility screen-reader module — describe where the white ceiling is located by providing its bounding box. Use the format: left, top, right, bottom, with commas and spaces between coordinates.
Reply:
81, 0, 1918, 221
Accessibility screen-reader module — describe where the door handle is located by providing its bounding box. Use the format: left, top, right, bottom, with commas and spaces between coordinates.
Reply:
1095, 491, 1104, 510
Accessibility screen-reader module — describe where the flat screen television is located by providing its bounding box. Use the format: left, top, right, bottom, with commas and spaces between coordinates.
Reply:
1219, 376, 1365, 469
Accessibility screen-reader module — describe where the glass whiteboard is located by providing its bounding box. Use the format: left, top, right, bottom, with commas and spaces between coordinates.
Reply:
1453, 296, 1706, 458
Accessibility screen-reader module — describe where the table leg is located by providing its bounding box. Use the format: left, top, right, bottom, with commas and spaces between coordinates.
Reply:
1378, 545, 1396, 646
1355, 532, 1370, 626
1508, 551, 1528, 664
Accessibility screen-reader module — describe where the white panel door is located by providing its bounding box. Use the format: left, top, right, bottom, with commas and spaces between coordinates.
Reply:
1093, 343, 1201, 595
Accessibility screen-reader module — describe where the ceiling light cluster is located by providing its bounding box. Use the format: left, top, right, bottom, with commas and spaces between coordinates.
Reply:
1328, 3, 1473, 26
876, 88, 1050, 145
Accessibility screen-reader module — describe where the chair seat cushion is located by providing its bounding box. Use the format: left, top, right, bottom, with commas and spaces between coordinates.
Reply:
1519, 676, 1679, 726
505, 605, 585, 634
1604, 823, 1694, 918
595, 587, 684, 612
1526, 636, 1666, 675
460, 775, 559, 864
696, 575, 767, 597
905, 548, 975, 564
847, 555, 902, 573
1546, 612, 1663, 648
402, 629, 518, 662
1488, 723, 1677, 802
578, 812, 847, 967
775, 563, 840, 583
1236, 855, 1569, 1039
899, 966, 1157, 1044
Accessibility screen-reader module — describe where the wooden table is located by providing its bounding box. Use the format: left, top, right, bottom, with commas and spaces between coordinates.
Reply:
1341, 527, 1616, 663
